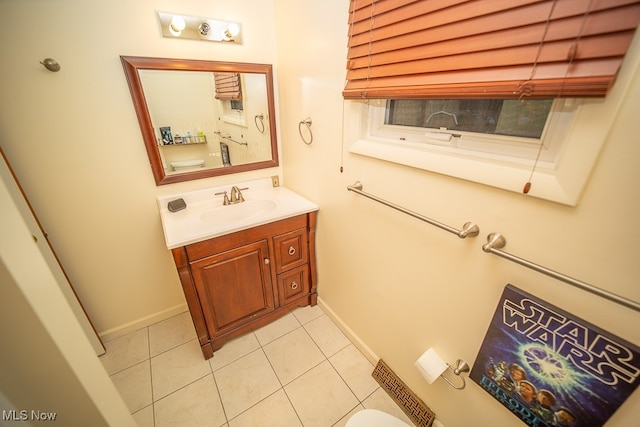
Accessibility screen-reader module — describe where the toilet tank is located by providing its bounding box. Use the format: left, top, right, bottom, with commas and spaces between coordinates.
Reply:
170, 159, 205, 171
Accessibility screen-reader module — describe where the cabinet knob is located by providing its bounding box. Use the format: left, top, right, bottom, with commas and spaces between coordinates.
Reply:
264, 258, 270, 265
291, 281, 299, 290
288, 246, 296, 256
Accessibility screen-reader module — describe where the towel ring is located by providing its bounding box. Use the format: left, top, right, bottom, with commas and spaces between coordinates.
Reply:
298, 117, 313, 145
254, 114, 265, 133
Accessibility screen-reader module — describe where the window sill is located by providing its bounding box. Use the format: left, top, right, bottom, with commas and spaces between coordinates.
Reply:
350, 137, 586, 205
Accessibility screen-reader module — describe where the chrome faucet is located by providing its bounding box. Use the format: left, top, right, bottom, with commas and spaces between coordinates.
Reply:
215, 186, 248, 205
230, 186, 248, 204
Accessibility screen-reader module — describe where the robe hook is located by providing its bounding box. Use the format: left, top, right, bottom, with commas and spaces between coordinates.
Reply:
40, 58, 61, 72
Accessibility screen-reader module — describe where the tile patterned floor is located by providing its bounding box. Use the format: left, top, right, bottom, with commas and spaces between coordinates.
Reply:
100, 305, 413, 427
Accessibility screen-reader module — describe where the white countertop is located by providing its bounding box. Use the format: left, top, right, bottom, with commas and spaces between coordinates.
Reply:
157, 178, 318, 249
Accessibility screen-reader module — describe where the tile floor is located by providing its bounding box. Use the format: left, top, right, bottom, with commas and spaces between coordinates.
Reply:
100, 305, 413, 427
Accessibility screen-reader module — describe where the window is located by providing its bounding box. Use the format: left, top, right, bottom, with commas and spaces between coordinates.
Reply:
365, 96, 576, 161
349, 95, 595, 205
344, 0, 640, 205
220, 98, 245, 126
372, 98, 572, 164
230, 99, 244, 112
386, 99, 553, 139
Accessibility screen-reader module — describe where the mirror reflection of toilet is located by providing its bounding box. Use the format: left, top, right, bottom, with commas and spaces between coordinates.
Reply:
346, 409, 410, 427
170, 159, 205, 171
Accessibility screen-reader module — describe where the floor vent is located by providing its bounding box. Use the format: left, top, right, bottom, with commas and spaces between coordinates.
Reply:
372, 359, 436, 427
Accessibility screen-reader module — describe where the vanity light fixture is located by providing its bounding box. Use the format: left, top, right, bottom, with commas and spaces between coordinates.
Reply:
158, 12, 242, 44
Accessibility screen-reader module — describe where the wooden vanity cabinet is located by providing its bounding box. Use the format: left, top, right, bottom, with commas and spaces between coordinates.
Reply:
171, 212, 317, 359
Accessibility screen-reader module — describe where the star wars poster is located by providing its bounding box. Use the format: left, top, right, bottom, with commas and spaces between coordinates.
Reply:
470, 285, 639, 427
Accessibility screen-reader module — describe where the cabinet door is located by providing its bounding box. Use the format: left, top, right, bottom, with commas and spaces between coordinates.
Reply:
191, 240, 275, 335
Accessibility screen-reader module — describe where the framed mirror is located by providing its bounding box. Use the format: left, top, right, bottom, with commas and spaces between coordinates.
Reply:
121, 56, 279, 185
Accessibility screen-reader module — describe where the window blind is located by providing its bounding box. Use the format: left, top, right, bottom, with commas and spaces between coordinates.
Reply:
343, 0, 640, 99
214, 72, 242, 100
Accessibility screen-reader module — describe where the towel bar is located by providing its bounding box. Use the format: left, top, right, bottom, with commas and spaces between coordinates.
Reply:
483, 233, 640, 313
347, 181, 479, 239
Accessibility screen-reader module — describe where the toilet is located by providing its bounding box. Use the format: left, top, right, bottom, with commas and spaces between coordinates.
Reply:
346, 409, 410, 427
170, 159, 205, 171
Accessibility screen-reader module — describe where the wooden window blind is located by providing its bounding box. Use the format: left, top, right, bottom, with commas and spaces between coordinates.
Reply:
343, 0, 640, 99
214, 72, 242, 100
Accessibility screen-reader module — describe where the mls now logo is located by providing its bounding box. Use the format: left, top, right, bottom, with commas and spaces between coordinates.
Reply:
2, 410, 57, 421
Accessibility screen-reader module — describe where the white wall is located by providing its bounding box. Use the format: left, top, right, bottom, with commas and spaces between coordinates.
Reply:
1, 0, 639, 425
273, 0, 640, 426
0, 0, 281, 340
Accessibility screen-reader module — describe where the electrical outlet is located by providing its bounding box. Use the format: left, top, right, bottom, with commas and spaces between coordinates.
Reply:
271, 175, 280, 187
433, 419, 444, 427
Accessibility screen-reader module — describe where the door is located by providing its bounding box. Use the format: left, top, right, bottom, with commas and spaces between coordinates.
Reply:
0, 148, 105, 355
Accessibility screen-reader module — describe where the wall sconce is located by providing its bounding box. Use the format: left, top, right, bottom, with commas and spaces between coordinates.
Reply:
158, 12, 242, 44
415, 348, 470, 390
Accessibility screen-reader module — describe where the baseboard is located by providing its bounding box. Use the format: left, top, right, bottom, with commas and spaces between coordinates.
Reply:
318, 297, 379, 365
99, 298, 376, 358
98, 303, 188, 342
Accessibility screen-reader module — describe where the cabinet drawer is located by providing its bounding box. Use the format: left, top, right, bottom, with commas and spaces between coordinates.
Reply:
277, 265, 309, 305
273, 227, 308, 274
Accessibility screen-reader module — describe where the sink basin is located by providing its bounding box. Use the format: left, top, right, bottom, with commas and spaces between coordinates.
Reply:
200, 199, 278, 224
157, 177, 318, 249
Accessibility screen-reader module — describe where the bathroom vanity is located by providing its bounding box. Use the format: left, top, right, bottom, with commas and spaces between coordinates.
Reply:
157, 178, 318, 359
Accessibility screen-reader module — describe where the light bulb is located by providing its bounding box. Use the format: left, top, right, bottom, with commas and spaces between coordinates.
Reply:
169, 16, 186, 36
226, 23, 240, 37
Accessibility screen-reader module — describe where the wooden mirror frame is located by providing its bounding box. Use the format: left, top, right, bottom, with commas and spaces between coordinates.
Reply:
121, 56, 279, 185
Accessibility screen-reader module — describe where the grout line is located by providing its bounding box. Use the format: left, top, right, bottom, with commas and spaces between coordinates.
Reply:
260, 346, 285, 388
218, 346, 286, 425
317, 298, 379, 364
115, 304, 380, 426
149, 339, 215, 404
332, 403, 362, 427
326, 346, 363, 400
254, 312, 302, 347
302, 313, 351, 359
281, 385, 305, 426
209, 331, 260, 373
149, 336, 202, 360
210, 371, 229, 425
145, 325, 156, 426
288, 325, 330, 385
145, 326, 154, 401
